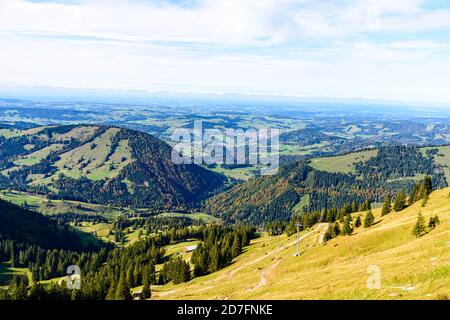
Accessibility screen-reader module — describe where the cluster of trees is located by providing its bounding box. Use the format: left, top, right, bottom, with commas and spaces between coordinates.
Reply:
0, 214, 255, 300
323, 208, 375, 241
380, 177, 433, 218
0, 240, 108, 282
191, 225, 254, 277
412, 213, 440, 238
281, 197, 374, 239
355, 146, 441, 182
321, 177, 436, 242
0, 234, 164, 300
409, 176, 433, 206
104, 215, 205, 244
159, 256, 191, 284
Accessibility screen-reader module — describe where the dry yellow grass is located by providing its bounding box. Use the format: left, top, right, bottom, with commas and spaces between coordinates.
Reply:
153, 187, 450, 300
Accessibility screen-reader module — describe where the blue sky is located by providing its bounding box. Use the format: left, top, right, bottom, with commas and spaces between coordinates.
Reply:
1, 0, 450, 103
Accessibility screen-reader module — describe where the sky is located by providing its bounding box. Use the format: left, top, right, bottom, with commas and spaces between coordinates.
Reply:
1, 0, 450, 103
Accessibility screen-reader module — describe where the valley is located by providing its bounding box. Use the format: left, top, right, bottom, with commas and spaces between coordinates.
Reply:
2, 0, 450, 305
0, 100, 449, 301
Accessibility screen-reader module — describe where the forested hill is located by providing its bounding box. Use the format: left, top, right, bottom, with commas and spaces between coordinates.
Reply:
0, 199, 86, 250
0, 125, 227, 210
206, 145, 447, 225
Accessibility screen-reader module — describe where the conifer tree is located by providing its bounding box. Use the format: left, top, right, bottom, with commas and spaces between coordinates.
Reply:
115, 275, 132, 300
342, 215, 353, 236
326, 210, 335, 223
393, 192, 406, 212
381, 196, 391, 216
428, 215, 440, 230
354, 215, 362, 228
106, 282, 117, 300
423, 176, 432, 196
412, 212, 426, 238
364, 210, 375, 228
10, 245, 18, 268
231, 235, 242, 258
358, 199, 371, 212
409, 184, 419, 205
332, 222, 341, 236
351, 201, 358, 213
142, 273, 151, 300
9, 275, 28, 300
323, 226, 334, 242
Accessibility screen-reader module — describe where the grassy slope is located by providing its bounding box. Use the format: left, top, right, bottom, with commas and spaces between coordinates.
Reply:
207, 165, 255, 181
0, 262, 32, 287
0, 190, 123, 218
310, 149, 378, 173
2, 126, 131, 186
153, 187, 450, 300
46, 127, 130, 182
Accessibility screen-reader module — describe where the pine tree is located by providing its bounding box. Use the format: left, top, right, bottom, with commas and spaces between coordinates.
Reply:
10, 245, 18, 268
359, 199, 371, 212
9, 275, 28, 300
412, 212, 426, 238
351, 201, 358, 213
326, 210, 335, 223
106, 281, 117, 300
428, 215, 440, 230
408, 184, 419, 205
423, 176, 432, 196
342, 215, 353, 236
354, 215, 362, 228
381, 196, 391, 216
323, 226, 334, 242
180, 260, 191, 283
231, 235, 242, 258
393, 192, 406, 212
332, 222, 341, 236
115, 275, 132, 300
142, 272, 151, 300
364, 210, 375, 228
209, 245, 220, 273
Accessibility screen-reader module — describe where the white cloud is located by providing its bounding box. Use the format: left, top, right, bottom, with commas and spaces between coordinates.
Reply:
0, 0, 450, 103
1, 0, 446, 45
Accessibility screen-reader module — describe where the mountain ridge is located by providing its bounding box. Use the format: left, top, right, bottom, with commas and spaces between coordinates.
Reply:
0, 124, 227, 210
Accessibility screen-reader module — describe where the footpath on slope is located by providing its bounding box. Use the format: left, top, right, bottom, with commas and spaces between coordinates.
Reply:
154, 223, 329, 298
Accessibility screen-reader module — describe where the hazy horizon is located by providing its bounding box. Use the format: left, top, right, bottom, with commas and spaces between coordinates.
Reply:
1, 0, 450, 104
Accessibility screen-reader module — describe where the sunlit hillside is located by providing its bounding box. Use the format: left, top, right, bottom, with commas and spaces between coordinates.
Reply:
153, 187, 450, 300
